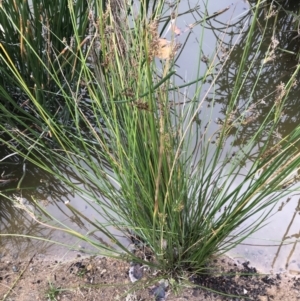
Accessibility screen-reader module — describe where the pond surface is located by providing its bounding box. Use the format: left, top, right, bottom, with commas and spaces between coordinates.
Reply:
171, 0, 300, 275
1, 0, 300, 274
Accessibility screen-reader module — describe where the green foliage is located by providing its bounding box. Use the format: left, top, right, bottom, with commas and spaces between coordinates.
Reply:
0, 0, 88, 112
45, 282, 67, 301
0, 0, 300, 277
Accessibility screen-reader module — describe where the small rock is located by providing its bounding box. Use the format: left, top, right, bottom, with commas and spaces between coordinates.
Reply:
150, 283, 166, 301
129, 264, 143, 283
192, 289, 200, 297
12, 265, 19, 272
159, 279, 169, 287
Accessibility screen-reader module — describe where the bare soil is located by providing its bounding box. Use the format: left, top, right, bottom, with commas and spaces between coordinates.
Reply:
0, 251, 300, 301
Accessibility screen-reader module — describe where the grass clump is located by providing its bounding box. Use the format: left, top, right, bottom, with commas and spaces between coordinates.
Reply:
45, 282, 68, 301
0, 0, 300, 279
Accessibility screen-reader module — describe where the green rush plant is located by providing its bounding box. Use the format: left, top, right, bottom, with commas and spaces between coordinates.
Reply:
0, 0, 89, 112
45, 282, 69, 301
0, 0, 300, 277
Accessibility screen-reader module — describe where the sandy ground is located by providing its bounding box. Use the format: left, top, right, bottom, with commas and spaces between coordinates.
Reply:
1, 251, 300, 301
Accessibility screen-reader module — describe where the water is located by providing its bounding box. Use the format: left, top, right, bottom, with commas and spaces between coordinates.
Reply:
1, 0, 300, 273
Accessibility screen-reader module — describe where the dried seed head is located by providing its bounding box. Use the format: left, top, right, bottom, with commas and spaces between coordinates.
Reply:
292, 79, 298, 88
153, 38, 180, 60
275, 81, 286, 106
149, 19, 159, 36
263, 35, 279, 64
271, 36, 279, 50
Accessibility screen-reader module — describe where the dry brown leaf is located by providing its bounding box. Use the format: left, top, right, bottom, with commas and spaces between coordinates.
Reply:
171, 20, 181, 36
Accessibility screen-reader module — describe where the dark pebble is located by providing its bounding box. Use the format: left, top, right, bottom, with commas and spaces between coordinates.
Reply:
150, 283, 165, 301
192, 289, 200, 297
262, 276, 275, 285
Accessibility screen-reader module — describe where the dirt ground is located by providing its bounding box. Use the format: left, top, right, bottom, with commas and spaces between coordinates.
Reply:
1, 251, 300, 301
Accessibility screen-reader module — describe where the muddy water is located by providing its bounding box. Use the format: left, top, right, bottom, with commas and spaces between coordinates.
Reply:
0, 161, 121, 260
1, 0, 300, 273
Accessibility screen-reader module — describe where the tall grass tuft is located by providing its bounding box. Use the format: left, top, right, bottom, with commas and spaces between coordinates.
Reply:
1, 0, 300, 276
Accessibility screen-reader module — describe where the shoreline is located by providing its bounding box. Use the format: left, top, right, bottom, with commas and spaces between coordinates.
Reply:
1, 250, 299, 300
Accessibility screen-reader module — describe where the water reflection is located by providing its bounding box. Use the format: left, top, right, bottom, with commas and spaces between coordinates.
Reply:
206, 3, 299, 143
209, 1, 300, 274
0, 143, 113, 260
171, 0, 300, 273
